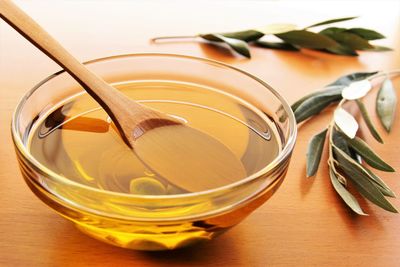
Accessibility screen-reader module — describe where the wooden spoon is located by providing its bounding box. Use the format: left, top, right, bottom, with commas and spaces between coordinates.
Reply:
1, 0, 246, 192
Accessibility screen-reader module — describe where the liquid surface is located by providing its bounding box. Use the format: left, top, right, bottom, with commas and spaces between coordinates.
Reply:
29, 80, 281, 195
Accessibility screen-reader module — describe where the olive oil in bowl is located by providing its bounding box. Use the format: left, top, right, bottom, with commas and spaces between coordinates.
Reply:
13, 54, 296, 250
29, 80, 281, 195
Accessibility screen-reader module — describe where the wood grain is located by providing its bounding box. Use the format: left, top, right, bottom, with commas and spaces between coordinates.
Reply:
1, 1, 400, 266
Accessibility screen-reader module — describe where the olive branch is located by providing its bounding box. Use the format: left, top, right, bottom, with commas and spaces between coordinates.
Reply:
294, 71, 399, 214
152, 17, 391, 58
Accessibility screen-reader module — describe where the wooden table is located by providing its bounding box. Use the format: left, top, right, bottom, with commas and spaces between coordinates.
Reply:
1, 1, 400, 266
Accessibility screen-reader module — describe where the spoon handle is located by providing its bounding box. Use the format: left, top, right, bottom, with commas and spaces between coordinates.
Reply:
0, 0, 164, 146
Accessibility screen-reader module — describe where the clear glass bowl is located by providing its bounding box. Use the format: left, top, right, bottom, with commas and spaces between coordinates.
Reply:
12, 54, 297, 250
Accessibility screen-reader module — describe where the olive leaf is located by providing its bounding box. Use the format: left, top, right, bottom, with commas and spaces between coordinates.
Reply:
319, 27, 391, 53
366, 45, 393, 52
275, 30, 339, 49
355, 100, 383, 143
332, 129, 361, 163
337, 132, 395, 172
291, 85, 343, 112
334, 108, 358, 139
291, 72, 373, 114
327, 71, 378, 87
320, 29, 373, 50
323, 45, 358, 56
200, 33, 251, 58
364, 168, 396, 198
319, 27, 346, 36
333, 146, 398, 213
347, 28, 385, 40
294, 91, 341, 123
306, 129, 328, 177
341, 80, 372, 100
376, 79, 397, 132
256, 23, 297, 35
315, 28, 358, 55
337, 32, 374, 50
332, 130, 352, 156
332, 142, 394, 198
219, 30, 264, 42
306, 16, 357, 28
329, 167, 367, 215
254, 41, 299, 51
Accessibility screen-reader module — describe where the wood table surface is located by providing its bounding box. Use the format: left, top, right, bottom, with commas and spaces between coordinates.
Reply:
1, 1, 400, 266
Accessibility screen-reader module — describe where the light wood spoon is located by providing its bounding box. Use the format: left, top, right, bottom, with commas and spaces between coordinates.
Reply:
0, 0, 247, 192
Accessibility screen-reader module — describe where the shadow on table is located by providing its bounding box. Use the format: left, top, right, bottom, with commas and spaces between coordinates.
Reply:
270, 48, 365, 76
139, 233, 240, 265
198, 42, 249, 64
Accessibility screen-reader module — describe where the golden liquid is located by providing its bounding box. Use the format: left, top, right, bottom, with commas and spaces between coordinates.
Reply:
29, 80, 280, 195
26, 80, 283, 250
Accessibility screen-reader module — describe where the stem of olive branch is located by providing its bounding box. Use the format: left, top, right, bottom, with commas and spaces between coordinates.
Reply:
150, 35, 198, 42
327, 99, 347, 185
369, 69, 400, 82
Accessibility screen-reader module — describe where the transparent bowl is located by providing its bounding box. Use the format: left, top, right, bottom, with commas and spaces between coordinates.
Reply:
12, 54, 296, 251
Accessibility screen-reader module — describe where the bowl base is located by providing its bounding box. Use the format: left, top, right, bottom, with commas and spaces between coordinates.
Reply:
74, 222, 215, 251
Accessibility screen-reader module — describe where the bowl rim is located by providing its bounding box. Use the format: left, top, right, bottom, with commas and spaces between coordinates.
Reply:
11, 53, 297, 201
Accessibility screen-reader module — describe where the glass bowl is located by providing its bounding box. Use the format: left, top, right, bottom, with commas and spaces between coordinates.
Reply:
11, 54, 296, 251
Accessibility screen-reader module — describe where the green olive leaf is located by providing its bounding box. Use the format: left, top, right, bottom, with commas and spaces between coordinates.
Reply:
220, 29, 264, 42
291, 85, 343, 112
275, 30, 339, 49
294, 90, 342, 123
336, 32, 374, 50
332, 143, 392, 197
332, 130, 352, 155
327, 71, 378, 87
320, 29, 373, 50
329, 167, 367, 215
332, 129, 361, 163
366, 45, 393, 52
199, 34, 220, 42
319, 27, 347, 35
355, 100, 383, 143
256, 23, 297, 35
376, 79, 397, 132
306, 17, 357, 28
323, 45, 358, 56
333, 146, 398, 213
364, 168, 396, 198
346, 28, 385, 40
200, 33, 251, 58
306, 129, 328, 177
253, 41, 300, 51
315, 29, 358, 56
338, 132, 394, 172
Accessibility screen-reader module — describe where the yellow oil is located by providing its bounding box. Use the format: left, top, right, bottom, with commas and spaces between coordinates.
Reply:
27, 80, 283, 250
